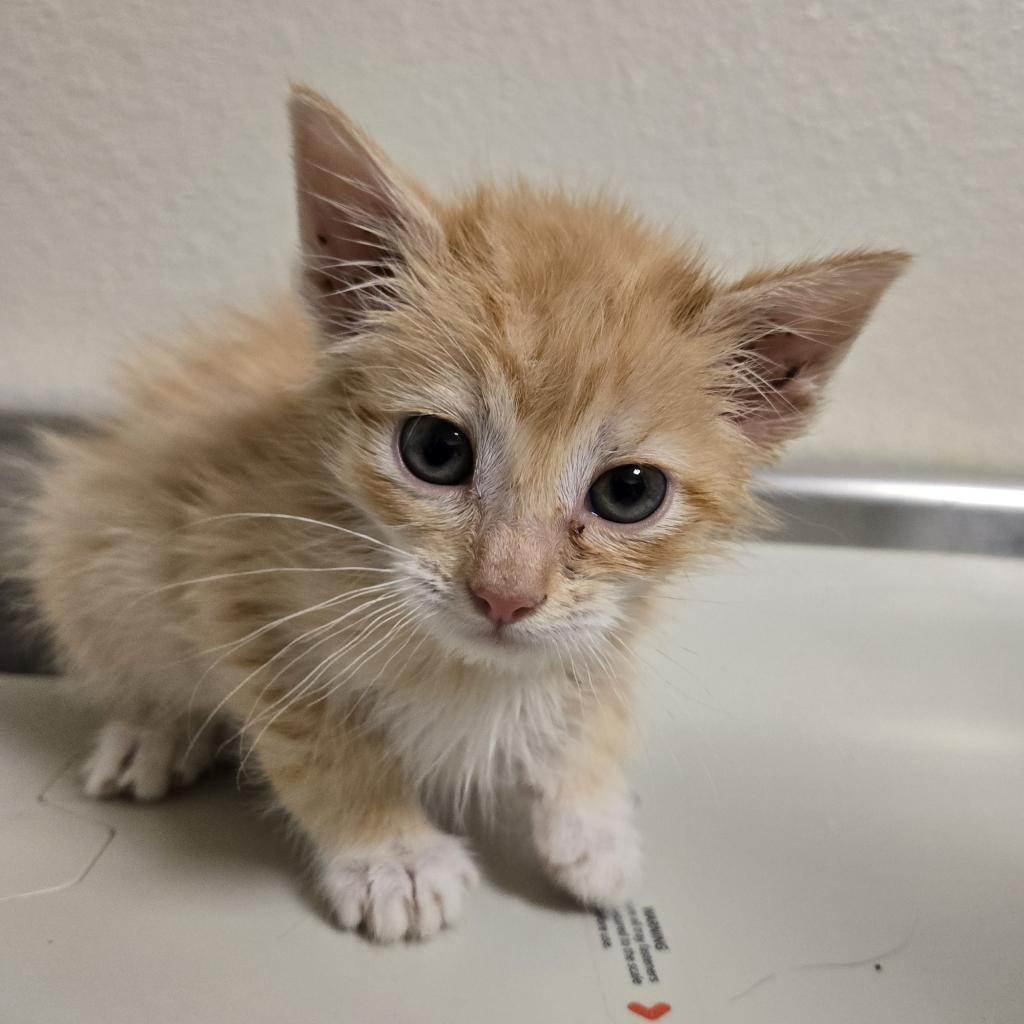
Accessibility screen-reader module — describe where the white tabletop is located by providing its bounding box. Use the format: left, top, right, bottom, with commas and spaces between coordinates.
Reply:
2, 542, 1022, 1024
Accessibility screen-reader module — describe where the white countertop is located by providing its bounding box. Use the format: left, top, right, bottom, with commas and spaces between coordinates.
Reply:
2, 543, 1022, 1024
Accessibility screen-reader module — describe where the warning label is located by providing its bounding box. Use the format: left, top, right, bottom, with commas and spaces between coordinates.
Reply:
593, 903, 670, 986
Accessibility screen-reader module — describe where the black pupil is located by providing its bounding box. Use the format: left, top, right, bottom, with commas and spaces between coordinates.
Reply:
423, 425, 461, 467
612, 467, 645, 504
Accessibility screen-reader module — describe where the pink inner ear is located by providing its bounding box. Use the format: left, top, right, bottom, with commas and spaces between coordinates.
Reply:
724, 324, 846, 444
751, 330, 811, 381
297, 159, 403, 329
307, 212, 397, 314
290, 88, 439, 336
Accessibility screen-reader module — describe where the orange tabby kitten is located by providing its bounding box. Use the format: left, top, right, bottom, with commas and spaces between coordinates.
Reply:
28, 86, 907, 941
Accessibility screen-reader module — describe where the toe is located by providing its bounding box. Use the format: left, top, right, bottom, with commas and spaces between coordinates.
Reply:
415, 838, 476, 928
335, 890, 366, 932
366, 862, 414, 942
123, 727, 176, 800
412, 889, 443, 939
81, 722, 137, 799
321, 864, 366, 931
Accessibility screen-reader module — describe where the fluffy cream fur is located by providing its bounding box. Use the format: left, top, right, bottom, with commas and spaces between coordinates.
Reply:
27, 86, 908, 941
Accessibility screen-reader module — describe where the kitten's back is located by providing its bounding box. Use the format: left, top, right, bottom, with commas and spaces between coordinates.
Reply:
114, 297, 317, 435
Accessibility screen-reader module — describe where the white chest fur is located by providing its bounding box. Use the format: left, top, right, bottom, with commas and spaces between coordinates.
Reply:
363, 667, 576, 809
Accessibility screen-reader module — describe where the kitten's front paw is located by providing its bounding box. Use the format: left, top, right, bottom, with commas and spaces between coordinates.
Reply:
319, 833, 479, 942
531, 796, 641, 908
82, 718, 220, 801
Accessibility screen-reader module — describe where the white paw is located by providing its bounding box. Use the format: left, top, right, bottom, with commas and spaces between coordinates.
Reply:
531, 795, 641, 907
81, 718, 220, 801
319, 833, 479, 942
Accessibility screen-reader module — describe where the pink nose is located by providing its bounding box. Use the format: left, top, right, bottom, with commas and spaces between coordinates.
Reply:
470, 585, 543, 626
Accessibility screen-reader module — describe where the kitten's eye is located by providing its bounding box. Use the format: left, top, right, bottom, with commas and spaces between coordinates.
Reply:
399, 416, 474, 486
588, 465, 667, 524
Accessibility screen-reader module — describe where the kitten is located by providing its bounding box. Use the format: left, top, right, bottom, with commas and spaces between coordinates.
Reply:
27, 85, 907, 942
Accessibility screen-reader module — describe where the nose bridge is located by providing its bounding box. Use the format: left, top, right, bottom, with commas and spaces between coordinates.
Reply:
468, 416, 569, 598
471, 515, 556, 601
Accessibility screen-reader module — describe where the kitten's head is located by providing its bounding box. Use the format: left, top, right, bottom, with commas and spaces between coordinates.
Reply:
291, 86, 907, 670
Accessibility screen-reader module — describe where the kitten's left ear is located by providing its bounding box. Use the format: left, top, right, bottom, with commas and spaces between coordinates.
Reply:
290, 85, 443, 337
703, 249, 910, 450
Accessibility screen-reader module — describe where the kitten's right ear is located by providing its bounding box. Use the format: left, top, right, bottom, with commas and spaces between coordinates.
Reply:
290, 85, 442, 337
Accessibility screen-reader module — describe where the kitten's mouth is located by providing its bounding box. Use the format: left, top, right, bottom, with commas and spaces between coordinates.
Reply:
439, 612, 551, 663
476, 622, 527, 646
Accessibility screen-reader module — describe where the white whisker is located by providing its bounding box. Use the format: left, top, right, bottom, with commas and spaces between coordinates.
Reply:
184, 511, 414, 561
142, 563, 400, 600
240, 600, 420, 766
184, 579, 410, 735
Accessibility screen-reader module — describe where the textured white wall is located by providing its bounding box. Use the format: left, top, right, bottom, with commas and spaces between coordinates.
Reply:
2, 0, 1021, 475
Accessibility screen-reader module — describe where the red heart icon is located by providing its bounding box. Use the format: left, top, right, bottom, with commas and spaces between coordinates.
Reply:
628, 1003, 671, 1020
